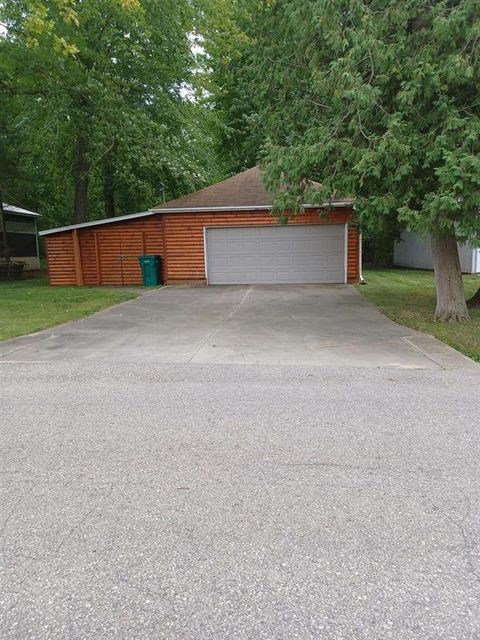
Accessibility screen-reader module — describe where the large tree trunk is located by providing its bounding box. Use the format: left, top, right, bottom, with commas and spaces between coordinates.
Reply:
73, 134, 89, 224
467, 287, 480, 308
431, 233, 470, 322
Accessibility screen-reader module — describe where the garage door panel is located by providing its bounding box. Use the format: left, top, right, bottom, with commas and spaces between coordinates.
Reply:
226, 256, 243, 268
276, 255, 293, 267
243, 255, 259, 267
226, 240, 243, 252
206, 225, 346, 285
259, 255, 275, 267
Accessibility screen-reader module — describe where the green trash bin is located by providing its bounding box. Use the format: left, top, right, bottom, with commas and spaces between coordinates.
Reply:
138, 255, 160, 286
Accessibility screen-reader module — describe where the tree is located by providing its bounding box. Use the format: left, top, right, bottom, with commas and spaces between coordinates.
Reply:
253, 0, 480, 322
0, 0, 224, 226
195, 0, 267, 175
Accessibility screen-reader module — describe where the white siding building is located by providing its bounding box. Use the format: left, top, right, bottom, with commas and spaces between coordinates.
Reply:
394, 231, 480, 274
2, 204, 41, 270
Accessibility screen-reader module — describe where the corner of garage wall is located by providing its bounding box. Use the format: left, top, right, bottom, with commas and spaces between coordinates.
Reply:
347, 222, 360, 284
45, 233, 77, 286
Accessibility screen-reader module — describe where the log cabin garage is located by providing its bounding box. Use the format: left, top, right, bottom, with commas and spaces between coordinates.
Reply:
40, 167, 360, 286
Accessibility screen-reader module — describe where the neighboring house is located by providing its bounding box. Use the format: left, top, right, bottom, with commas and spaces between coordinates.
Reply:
1, 204, 41, 271
40, 167, 360, 287
394, 231, 480, 274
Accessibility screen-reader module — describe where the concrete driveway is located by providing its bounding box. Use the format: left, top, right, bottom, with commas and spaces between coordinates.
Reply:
1, 285, 479, 639
0, 285, 474, 369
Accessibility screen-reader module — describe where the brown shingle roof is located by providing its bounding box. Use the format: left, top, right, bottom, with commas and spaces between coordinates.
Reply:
153, 166, 353, 211
158, 167, 272, 210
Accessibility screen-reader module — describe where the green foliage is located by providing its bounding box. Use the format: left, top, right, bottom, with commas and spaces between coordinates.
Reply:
202, 0, 268, 175
362, 213, 401, 267
252, 1, 480, 242
0, 0, 224, 226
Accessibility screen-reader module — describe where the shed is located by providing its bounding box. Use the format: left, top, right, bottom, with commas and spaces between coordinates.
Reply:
1, 204, 41, 270
394, 231, 480, 274
40, 167, 360, 286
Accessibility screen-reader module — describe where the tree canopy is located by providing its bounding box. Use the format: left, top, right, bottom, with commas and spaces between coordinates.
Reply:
0, 0, 223, 227
199, 0, 268, 175
243, 0, 480, 320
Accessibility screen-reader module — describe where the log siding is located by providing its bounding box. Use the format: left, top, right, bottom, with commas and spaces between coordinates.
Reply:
44, 208, 359, 286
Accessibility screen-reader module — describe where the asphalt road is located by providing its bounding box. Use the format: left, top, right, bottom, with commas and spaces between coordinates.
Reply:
1, 361, 480, 639
0, 363, 480, 640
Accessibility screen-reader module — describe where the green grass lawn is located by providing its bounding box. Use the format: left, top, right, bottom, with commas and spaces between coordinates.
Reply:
357, 268, 480, 362
0, 277, 139, 341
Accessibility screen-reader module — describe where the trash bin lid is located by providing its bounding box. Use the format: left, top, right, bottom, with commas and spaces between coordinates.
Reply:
138, 255, 159, 263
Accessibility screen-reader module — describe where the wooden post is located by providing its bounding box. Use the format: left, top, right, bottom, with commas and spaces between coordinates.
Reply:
72, 229, 84, 286
162, 216, 168, 284
94, 231, 101, 285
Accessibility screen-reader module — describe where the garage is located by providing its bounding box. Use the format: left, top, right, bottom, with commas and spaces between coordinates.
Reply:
41, 167, 360, 286
205, 224, 346, 284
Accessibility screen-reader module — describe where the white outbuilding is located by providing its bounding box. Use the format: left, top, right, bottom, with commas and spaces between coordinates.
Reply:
394, 231, 480, 274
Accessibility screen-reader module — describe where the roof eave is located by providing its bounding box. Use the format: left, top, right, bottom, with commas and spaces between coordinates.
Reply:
3, 204, 41, 218
39, 210, 156, 236
39, 201, 355, 237
151, 202, 354, 214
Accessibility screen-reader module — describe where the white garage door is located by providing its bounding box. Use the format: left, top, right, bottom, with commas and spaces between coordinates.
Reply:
205, 224, 347, 285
